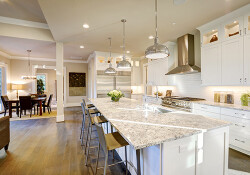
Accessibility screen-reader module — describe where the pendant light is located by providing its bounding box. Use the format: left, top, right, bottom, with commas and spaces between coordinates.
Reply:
21, 50, 37, 80
117, 19, 131, 69
145, 0, 170, 59
105, 38, 117, 74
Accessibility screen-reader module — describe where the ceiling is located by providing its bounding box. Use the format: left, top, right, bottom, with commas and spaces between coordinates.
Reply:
0, 0, 249, 60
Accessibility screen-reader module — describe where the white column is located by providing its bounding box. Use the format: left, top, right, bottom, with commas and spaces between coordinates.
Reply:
56, 42, 64, 122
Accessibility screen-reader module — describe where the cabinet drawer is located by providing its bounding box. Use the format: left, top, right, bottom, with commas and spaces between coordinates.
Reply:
230, 134, 250, 152
221, 114, 250, 138
193, 104, 220, 114
193, 109, 221, 120
221, 108, 250, 120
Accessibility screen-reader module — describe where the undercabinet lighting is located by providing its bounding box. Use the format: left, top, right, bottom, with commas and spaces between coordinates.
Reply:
83, 24, 89, 28
42, 65, 46, 68
148, 35, 154, 39
80, 45, 84, 49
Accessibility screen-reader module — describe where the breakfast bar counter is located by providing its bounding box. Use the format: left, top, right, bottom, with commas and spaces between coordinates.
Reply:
89, 98, 230, 175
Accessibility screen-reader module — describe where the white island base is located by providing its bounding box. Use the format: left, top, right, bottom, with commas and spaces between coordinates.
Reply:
105, 125, 229, 175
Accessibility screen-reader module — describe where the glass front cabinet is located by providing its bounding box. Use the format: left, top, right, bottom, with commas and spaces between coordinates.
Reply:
244, 12, 250, 35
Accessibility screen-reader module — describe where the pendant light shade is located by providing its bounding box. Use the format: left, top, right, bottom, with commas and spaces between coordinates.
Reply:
145, 0, 170, 59
105, 38, 117, 74
117, 19, 131, 69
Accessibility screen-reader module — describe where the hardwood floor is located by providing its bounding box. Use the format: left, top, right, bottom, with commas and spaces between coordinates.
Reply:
0, 107, 249, 175
0, 107, 127, 175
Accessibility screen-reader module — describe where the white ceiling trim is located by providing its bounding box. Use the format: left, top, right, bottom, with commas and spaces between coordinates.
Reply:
11, 56, 87, 63
0, 16, 49, 29
0, 50, 11, 59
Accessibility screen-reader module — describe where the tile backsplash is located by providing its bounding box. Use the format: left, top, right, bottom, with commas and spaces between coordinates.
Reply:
166, 73, 250, 105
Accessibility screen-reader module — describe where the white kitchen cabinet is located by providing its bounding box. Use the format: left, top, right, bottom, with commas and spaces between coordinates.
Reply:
222, 17, 244, 42
244, 35, 250, 85
244, 12, 250, 35
201, 43, 221, 85
131, 66, 142, 86
221, 37, 244, 85
147, 58, 168, 86
192, 103, 221, 119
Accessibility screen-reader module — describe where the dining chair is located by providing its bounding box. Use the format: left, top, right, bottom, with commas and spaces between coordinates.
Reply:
19, 96, 35, 118
1, 96, 19, 116
93, 117, 129, 175
42, 94, 53, 114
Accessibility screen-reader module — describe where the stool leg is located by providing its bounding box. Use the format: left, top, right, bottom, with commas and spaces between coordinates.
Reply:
95, 143, 101, 175
81, 115, 86, 145
111, 125, 114, 160
84, 123, 90, 154
80, 113, 85, 139
104, 153, 108, 175
125, 146, 128, 175
85, 125, 93, 165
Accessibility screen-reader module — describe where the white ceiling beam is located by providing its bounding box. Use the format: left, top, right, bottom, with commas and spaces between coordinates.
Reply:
0, 16, 49, 29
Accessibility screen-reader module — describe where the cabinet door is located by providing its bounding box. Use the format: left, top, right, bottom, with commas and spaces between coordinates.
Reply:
201, 43, 221, 85
244, 12, 250, 36
221, 37, 244, 85
131, 66, 142, 86
244, 35, 250, 85
147, 62, 155, 85
155, 58, 168, 86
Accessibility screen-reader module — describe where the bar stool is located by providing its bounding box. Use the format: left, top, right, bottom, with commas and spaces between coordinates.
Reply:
93, 117, 129, 175
80, 100, 100, 142
85, 108, 110, 164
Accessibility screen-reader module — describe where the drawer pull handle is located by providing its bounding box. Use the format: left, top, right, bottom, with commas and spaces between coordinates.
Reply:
235, 124, 245, 128
235, 139, 245, 143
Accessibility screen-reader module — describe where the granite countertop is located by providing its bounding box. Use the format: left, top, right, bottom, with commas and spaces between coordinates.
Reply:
89, 98, 230, 150
193, 101, 250, 111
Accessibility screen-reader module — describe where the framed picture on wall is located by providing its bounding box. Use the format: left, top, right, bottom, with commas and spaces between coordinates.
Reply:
69, 72, 86, 96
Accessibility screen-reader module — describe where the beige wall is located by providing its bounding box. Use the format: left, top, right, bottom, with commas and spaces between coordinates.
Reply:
0, 54, 11, 96
9, 59, 88, 105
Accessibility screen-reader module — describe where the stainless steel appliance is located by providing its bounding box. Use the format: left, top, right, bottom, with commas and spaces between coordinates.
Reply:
96, 70, 131, 98
162, 96, 205, 112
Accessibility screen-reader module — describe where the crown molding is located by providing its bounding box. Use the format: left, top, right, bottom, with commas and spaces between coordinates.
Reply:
0, 16, 49, 29
0, 50, 11, 59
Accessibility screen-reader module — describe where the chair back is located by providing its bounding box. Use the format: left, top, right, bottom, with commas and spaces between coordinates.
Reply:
1, 96, 9, 110
30, 94, 38, 98
92, 115, 108, 154
19, 96, 32, 110
82, 98, 87, 107
47, 94, 53, 107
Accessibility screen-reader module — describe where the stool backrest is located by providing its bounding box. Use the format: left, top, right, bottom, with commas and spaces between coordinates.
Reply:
92, 116, 108, 154
82, 99, 87, 107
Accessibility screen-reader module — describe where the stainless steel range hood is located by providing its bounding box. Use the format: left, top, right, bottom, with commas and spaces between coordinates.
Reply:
166, 34, 200, 75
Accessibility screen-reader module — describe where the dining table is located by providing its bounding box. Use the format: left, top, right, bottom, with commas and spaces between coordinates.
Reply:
7, 97, 47, 118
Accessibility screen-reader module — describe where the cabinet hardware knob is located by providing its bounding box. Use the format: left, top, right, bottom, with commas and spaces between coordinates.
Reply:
240, 30, 242, 36
245, 28, 247, 35
240, 78, 242, 83
235, 138, 245, 143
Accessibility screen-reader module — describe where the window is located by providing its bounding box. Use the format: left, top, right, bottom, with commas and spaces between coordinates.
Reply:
37, 74, 46, 91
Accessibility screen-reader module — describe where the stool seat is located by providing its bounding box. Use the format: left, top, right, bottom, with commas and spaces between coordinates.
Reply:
91, 116, 107, 125
87, 104, 95, 108
105, 132, 129, 151
86, 108, 100, 115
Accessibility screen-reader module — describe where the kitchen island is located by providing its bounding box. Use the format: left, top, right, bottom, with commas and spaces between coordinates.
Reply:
89, 98, 230, 175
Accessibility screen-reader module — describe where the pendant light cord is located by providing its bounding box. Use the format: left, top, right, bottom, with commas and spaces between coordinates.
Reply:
155, 0, 158, 39
121, 19, 126, 61
108, 37, 112, 67
27, 50, 31, 75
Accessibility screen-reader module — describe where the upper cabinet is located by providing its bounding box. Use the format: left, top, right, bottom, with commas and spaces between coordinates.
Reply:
198, 4, 250, 86
147, 58, 168, 86
244, 12, 250, 35
222, 17, 244, 41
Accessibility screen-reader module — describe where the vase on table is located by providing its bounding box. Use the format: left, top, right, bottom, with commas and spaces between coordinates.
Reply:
111, 97, 120, 102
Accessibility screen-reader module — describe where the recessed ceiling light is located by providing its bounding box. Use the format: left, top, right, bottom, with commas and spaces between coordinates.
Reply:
172, 22, 176, 25
126, 51, 130, 54
233, 21, 237, 24
148, 35, 154, 39
212, 29, 215, 32
80, 45, 84, 49
83, 24, 89, 28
